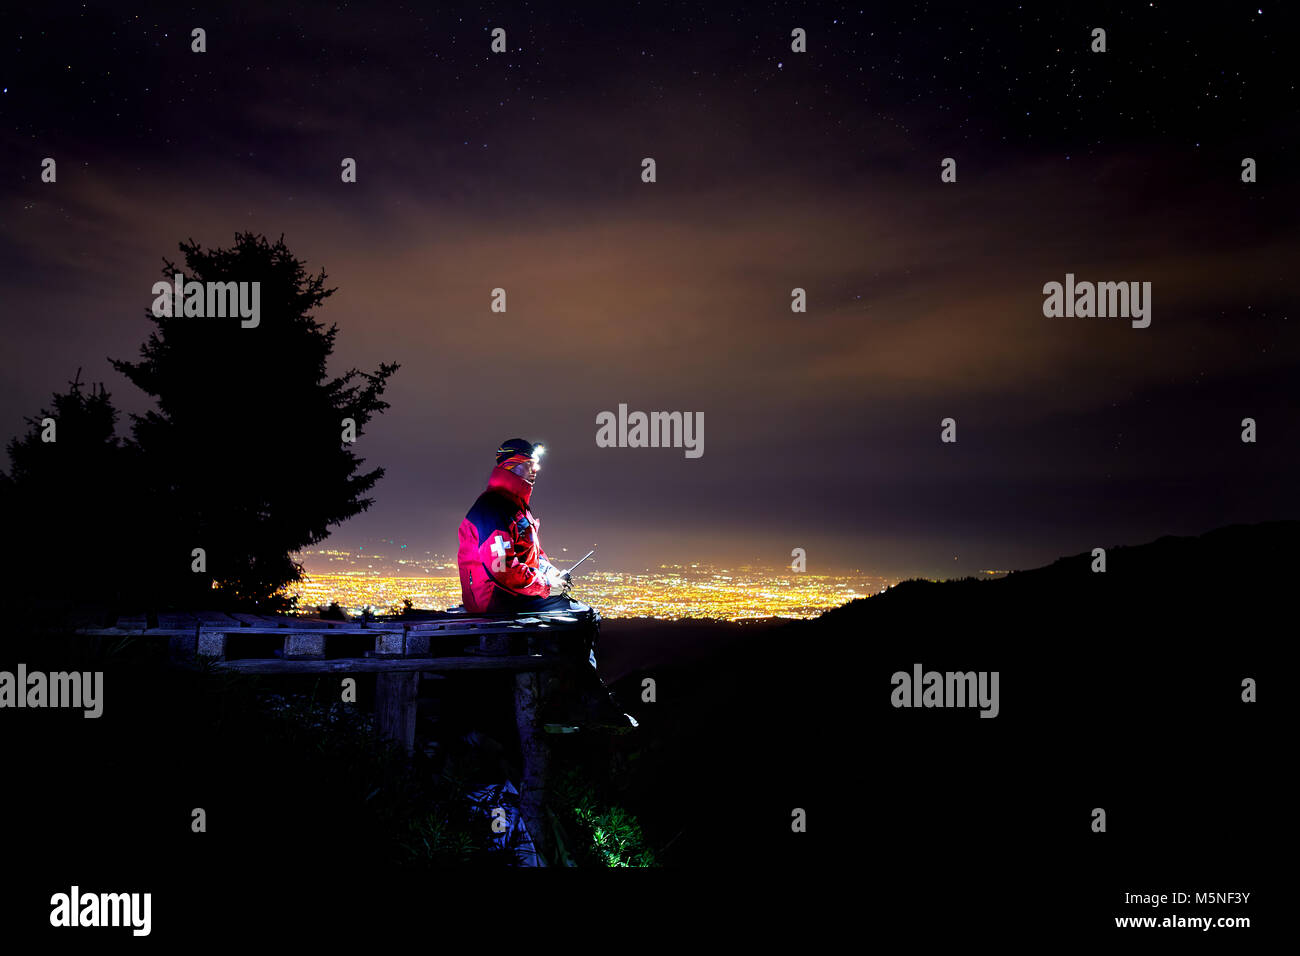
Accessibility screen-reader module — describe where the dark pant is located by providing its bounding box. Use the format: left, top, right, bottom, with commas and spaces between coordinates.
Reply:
491, 593, 576, 614
495, 594, 597, 668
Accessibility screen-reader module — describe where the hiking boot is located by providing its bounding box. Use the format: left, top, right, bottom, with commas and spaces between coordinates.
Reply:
577, 683, 639, 734
537, 682, 637, 735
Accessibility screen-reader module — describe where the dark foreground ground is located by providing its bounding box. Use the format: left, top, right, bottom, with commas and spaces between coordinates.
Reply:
1, 521, 1288, 942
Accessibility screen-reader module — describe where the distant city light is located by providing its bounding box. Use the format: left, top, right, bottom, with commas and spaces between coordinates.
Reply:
285, 551, 896, 621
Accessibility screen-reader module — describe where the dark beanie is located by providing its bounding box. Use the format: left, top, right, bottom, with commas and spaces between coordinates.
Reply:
496, 438, 537, 464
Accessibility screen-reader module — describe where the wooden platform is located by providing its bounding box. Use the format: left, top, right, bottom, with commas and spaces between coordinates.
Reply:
75, 605, 602, 865
75, 606, 598, 672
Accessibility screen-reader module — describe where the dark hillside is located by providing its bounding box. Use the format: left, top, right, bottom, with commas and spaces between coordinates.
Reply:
605, 522, 1290, 923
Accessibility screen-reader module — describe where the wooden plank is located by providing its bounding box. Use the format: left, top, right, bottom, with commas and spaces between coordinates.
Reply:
169, 626, 311, 637
77, 627, 246, 638
230, 613, 267, 626
403, 616, 541, 630
195, 611, 240, 624
213, 656, 551, 674
403, 622, 580, 638
156, 612, 201, 627
74, 617, 590, 645
402, 620, 489, 632
278, 617, 332, 629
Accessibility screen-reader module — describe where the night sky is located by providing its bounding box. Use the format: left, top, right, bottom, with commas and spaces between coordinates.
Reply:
3, 2, 1296, 576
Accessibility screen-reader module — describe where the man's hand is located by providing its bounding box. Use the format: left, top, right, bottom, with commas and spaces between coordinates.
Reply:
544, 566, 572, 594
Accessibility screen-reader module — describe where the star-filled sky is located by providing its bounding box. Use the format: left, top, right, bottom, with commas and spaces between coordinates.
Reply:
2, 1, 1296, 576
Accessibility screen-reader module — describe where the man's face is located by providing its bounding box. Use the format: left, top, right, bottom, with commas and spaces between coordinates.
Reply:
511, 457, 540, 485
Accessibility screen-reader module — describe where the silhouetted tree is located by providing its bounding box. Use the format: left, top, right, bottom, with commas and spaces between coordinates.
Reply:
0, 371, 142, 612
111, 233, 398, 610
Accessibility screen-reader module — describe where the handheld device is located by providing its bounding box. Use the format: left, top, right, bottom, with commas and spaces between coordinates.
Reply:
562, 548, 596, 576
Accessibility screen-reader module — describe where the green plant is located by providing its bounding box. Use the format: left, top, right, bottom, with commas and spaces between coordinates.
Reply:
550, 768, 657, 867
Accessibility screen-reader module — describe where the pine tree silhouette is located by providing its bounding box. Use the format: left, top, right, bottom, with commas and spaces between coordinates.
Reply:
0, 370, 138, 613
110, 233, 398, 610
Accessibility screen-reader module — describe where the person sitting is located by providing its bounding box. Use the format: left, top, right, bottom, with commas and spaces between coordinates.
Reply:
456, 438, 574, 614
456, 438, 634, 733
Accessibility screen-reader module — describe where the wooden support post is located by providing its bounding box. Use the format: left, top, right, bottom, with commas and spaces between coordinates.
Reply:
514, 668, 554, 863
374, 672, 419, 756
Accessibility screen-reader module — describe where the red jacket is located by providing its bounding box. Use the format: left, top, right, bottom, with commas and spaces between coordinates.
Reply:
457, 465, 554, 613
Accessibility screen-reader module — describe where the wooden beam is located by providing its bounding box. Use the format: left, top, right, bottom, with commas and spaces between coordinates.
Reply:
76, 627, 198, 637
76, 621, 577, 639
195, 612, 240, 624
156, 613, 201, 627
211, 655, 553, 674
